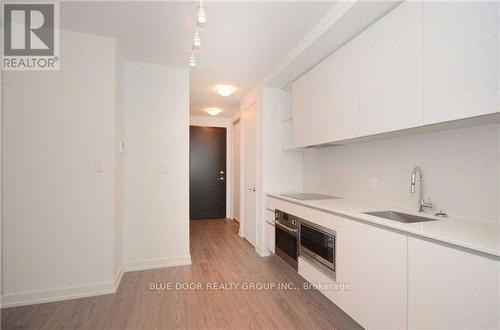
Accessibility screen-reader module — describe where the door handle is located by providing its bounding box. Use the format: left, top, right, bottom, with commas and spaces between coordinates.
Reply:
248, 187, 255, 192
274, 221, 297, 235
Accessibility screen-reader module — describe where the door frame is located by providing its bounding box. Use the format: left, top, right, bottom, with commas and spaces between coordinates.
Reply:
231, 118, 241, 224
239, 101, 259, 242
189, 116, 233, 218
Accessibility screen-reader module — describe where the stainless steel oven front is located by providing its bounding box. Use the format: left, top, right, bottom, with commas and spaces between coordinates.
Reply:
274, 209, 299, 270
299, 219, 336, 276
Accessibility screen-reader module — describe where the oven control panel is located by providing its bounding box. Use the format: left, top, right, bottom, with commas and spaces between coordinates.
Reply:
275, 209, 299, 227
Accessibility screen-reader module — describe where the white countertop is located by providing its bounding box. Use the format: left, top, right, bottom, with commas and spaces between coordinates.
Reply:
266, 193, 500, 258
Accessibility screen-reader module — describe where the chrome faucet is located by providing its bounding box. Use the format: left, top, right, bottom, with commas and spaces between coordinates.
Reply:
410, 166, 434, 212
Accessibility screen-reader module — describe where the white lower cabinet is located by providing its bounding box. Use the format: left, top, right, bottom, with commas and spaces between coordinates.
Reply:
335, 217, 408, 329
408, 237, 500, 329
270, 196, 500, 329
298, 256, 340, 304
264, 222, 275, 253
264, 208, 275, 254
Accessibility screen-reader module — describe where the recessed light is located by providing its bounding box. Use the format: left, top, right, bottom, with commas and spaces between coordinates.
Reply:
206, 107, 222, 116
215, 85, 237, 97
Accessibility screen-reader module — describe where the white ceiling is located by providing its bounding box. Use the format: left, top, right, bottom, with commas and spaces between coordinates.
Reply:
60, 1, 335, 118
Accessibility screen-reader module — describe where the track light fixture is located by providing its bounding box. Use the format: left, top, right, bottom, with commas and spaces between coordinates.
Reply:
189, 53, 196, 67
193, 27, 201, 48
189, 1, 206, 69
197, 0, 206, 24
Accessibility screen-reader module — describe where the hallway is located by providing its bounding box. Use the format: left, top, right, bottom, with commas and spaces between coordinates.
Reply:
2, 220, 360, 329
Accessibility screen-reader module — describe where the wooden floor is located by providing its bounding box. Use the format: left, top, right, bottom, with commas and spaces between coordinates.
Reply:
2, 219, 361, 329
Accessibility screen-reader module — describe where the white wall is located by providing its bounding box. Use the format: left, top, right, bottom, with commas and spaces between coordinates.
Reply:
190, 115, 232, 127
303, 123, 500, 223
2, 30, 118, 307
1, 48, 3, 303
123, 61, 191, 271
189, 115, 233, 218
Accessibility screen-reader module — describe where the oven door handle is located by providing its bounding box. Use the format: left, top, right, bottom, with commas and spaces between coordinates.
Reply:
274, 220, 297, 235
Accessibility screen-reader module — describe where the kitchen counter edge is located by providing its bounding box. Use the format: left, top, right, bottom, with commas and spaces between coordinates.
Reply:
266, 193, 500, 259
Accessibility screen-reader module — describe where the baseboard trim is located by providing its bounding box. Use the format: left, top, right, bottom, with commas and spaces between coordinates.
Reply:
113, 268, 124, 290
1, 255, 191, 308
255, 246, 271, 257
122, 255, 192, 272
1, 279, 117, 308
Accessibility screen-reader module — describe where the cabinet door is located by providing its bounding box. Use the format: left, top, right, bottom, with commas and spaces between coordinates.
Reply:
423, 1, 499, 124
358, 1, 423, 135
292, 41, 359, 147
264, 222, 275, 253
318, 41, 360, 143
408, 237, 500, 329
292, 60, 328, 148
336, 217, 407, 329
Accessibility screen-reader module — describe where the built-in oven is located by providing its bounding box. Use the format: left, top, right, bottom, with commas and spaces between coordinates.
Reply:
274, 210, 299, 270
299, 219, 336, 277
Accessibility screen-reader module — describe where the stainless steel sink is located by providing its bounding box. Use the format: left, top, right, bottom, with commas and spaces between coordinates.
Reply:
363, 211, 437, 223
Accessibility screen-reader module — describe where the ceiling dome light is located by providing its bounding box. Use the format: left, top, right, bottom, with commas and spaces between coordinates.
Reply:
206, 107, 222, 116
193, 27, 201, 47
215, 84, 237, 97
197, 4, 206, 24
189, 53, 196, 67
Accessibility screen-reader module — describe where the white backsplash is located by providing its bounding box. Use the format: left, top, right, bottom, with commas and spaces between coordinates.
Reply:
303, 123, 500, 224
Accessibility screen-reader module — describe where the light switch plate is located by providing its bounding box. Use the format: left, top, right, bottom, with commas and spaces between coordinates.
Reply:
369, 177, 378, 191
94, 161, 104, 173
119, 141, 125, 155
157, 164, 168, 175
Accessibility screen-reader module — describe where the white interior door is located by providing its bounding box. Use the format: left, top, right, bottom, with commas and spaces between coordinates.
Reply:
242, 103, 257, 246
232, 120, 241, 221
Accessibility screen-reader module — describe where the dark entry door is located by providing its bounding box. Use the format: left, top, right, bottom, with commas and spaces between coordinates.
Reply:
190, 126, 227, 219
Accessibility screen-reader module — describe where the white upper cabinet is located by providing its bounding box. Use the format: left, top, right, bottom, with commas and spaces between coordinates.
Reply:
358, 1, 423, 135
292, 40, 360, 148
291, 0, 498, 147
423, 1, 500, 124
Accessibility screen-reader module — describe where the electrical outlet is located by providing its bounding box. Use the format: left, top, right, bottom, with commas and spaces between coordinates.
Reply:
157, 164, 168, 175
369, 177, 378, 191
119, 141, 125, 155
94, 161, 104, 173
